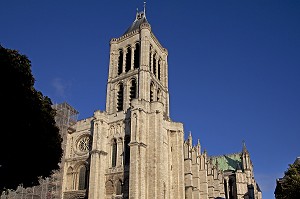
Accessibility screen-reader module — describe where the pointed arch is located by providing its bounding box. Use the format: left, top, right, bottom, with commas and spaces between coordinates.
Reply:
153, 52, 157, 76
125, 46, 131, 72
117, 83, 124, 111
66, 167, 74, 190
105, 180, 114, 195
78, 165, 88, 190
134, 42, 140, 69
118, 49, 123, 75
150, 82, 155, 102
115, 179, 123, 195
149, 45, 152, 71
129, 78, 137, 100
157, 88, 161, 102
112, 138, 117, 167
158, 58, 161, 80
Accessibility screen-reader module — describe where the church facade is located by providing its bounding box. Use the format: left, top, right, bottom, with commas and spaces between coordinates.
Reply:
60, 9, 262, 199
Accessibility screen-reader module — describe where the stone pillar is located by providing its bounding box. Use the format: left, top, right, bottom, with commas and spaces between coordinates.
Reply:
88, 117, 108, 199
129, 113, 139, 199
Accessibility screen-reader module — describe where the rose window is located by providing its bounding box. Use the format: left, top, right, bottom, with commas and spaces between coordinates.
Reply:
77, 136, 90, 152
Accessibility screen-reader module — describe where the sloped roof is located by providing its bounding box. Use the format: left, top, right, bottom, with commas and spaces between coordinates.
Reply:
123, 11, 149, 35
211, 153, 242, 171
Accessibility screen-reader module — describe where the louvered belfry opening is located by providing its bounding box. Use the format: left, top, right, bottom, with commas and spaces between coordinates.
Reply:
134, 43, 140, 69
111, 139, 117, 167
149, 46, 152, 71
150, 83, 154, 102
158, 59, 161, 80
118, 50, 123, 75
129, 79, 137, 100
117, 83, 124, 111
153, 54, 156, 76
125, 47, 131, 72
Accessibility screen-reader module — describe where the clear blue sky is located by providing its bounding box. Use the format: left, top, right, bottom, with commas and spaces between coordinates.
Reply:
1, 1, 299, 198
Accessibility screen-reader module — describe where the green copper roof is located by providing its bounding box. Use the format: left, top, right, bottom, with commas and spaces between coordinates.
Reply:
211, 153, 242, 171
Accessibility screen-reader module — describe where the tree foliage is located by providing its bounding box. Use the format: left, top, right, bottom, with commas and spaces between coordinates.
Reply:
0, 45, 63, 191
275, 159, 300, 199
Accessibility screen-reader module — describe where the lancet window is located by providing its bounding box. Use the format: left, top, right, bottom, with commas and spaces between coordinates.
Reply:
134, 43, 140, 69
125, 47, 131, 72
66, 167, 73, 190
149, 45, 152, 71
157, 89, 161, 101
158, 58, 161, 80
117, 83, 124, 111
129, 79, 137, 100
118, 49, 123, 75
78, 165, 88, 190
112, 139, 117, 167
105, 180, 114, 195
150, 83, 155, 102
153, 53, 157, 76
116, 180, 123, 195
124, 136, 130, 165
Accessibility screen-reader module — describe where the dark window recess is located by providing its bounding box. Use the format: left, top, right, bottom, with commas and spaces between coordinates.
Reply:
118, 50, 123, 75
125, 47, 131, 72
229, 178, 234, 199
116, 180, 123, 195
78, 166, 87, 190
134, 43, 140, 69
149, 52, 152, 71
153, 56, 156, 76
150, 84, 154, 102
112, 139, 117, 167
124, 136, 130, 165
224, 180, 228, 199
117, 84, 124, 111
129, 79, 137, 100
149, 46, 152, 71
157, 89, 161, 101
158, 59, 161, 80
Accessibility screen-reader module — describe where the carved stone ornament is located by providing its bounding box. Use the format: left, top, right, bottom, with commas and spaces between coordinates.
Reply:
74, 135, 90, 155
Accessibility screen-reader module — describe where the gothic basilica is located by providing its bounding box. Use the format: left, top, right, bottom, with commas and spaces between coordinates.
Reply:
59, 8, 262, 199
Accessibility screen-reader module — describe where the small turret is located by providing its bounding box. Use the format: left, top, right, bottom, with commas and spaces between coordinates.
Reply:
242, 140, 249, 154
197, 138, 201, 154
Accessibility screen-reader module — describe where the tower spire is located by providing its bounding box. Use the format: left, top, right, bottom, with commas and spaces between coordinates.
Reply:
143, 1, 147, 18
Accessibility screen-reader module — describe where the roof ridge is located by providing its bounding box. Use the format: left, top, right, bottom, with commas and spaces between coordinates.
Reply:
210, 152, 241, 158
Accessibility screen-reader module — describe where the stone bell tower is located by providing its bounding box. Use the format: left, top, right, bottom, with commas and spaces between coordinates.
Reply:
105, 9, 170, 118
94, 5, 185, 199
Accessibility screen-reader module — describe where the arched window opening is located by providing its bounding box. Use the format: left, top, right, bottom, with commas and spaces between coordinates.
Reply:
224, 179, 228, 199
105, 181, 114, 195
116, 180, 123, 195
124, 136, 130, 165
158, 59, 161, 80
229, 178, 234, 199
66, 167, 73, 190
157, 89, 161, 101
129, 79, 137, 101
112, 139, 117, 167
118, 50, 123, 75
153, 54, 156, 76
125, 47, 131, 72
117, 83, 124, 111
149, 45, 152, 71
78, 166, 87, 190
134, 43, 140, 69
150, 83, 154, 102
